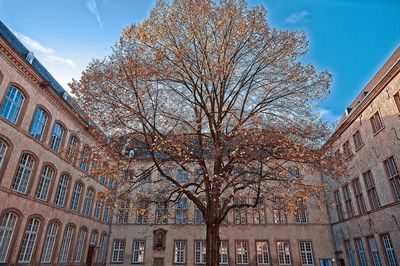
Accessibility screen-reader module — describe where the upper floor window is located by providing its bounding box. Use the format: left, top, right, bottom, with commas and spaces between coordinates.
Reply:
82, 188, 95, 216
351, 178, 367, 214
384, 156, 400, 201
342, 184, 355, 218
273, 198, 287, 224
0, 212, 18, 263
94, 200, 101, 220
234, 209, 247, 225
195, 208, 205, 225
370, 112, 384, 134
354, 238, 368, 266
50, 123, 64, 152
41, 222, 59, 263
117, 201, 130, 224
362, 170, 381, 209
0, 139, 8, 170
54, 174, 69, 207
0, 86, 24, 124
177, 169, 188, 183
352, 130, 364, 150
381, 234, 397, 266
12, 153, 35, 194
253, 201, 266, 224
36, 165, 55, 201
343, 141, 352, 158
393, 92, 400, 113
79, 145, 91, 172
18, 218, 40, 263
333, 190, 344, 221
66, 136, 79, 162
155, 203, 168, 225
29, 107, 48, 141
70, 182, 83, 212
175, 198, 188, 224
295, 199, 308, 223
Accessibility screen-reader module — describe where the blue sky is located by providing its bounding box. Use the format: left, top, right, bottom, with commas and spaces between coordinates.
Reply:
0, 0, 399, 125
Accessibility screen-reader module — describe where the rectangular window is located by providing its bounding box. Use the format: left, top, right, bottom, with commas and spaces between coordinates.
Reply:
344, 240, 356, 266
177, 169, 188, 183
117, 201, 129, 224
342, 184, 355, 218
175, 198, 188, 224
132, 240, 145, 263
384, 157, 400, 201
234, 209, 247, 224
381, 234, 398, 266
0, 86, 24, 124
295, 200, 308, 223
353, 130, 364, 150
256, 241, 269, 265
94, 200, 101, 220
195, 208, 205, 224
363, 171, 381, 210
29, 107, 48, 141
36, 166, 54, 201
367, 237, 382, 266
343, 141, 352, 157
12, 154, 34, 194
69, 182, 82, 212
370, 112, 384, 134
352, 178, 367, 214
174, 240, 186, 264
277, 241, 291, 265
333, 190, 344, 221
155, 203, 168, 224
112, 240, 125, 263
220, 241, 228, 264
195, 241, 206, 264
355, 239, 368, 266
236, 241, 249, 264
54, 174, 69, 207
299, 242, 314, 266
394, 92, 400, 112
18, 218, 40, 263
41, 223, 58, 263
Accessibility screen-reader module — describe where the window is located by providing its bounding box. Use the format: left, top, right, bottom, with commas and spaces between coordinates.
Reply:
54, 174, 69, 207
59, 226, 74, 262
36, 165, 55, 201
112, 240, 125, 263
195, 208, 205, 224
74, 228, 87, 262
29, 107, 48, 140
0, 212, 18, 263
82, 188, 95, 216
12, 153, 35, 194
370, 112, 384, 134
70, 182, 83, 212
135, 202, 147, 225
0, 86, 24, 124
0, 139, 8, 170
344, 240, 356, 266
343, 141, 352, 157
176, 198, 188, 224
41, 222, 58, 263
89, 231, 97, 246
18, 218, 40, 263
236, 241, 249, 264
253, 199, 266, 224
103, 206, 109, 223
394, 92, 400, 112
351, 178, 367, 214
66, 136, 78, 162
234, 209, 247, 224
384, 157, 400, 200
295, 200, 308, 223
155, 203, 168, 224
333, 190, 344, 221
256, 241, 269, 265
220, 241, 228, 265
277, 241, 291, 265
177, 169, 188, 183
50, 123, 64, 152
367, 237, 382, 266
273, 198, 287, 224
97, 233, 106, 262
79, 145, 90, 172
132, 240, 145, 263
319, 259, 333, 266
94, 200, 101, 220
117, 201, 129, 224
353, 130, 364, 150
363, 171, 381, 210
299, 242, 314, 266
174, 240, 186, 264
195, 241, 206, 264
342, 184, 355, 218
100, 175, 107, 184
381, 234, 398, 266
355, 239, 368, 266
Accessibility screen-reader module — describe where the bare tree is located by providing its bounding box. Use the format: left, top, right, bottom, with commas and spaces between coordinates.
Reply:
72, 0, 341, 265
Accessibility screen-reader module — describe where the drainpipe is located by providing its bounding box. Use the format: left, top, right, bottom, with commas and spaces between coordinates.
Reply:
103, 209, 114, 266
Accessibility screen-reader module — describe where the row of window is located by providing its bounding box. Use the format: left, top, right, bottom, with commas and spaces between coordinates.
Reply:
111, 239, 322, 265
344, 233, 398, 266
334, 156, 400, 221
0, 210, 107, 264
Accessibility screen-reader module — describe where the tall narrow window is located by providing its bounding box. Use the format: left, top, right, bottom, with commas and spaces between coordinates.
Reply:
342, 184, 355, 218
220, 241, 228, 265
54, 174, 69, 207
132, 240, 145, 263
256, 241, 269, 265
97, 233, 106, 262
363, 171, 381, 210
117, 200, 129, 224
177, 169, 188, 183
174, 240, 186, 264
12, 153, 35, 194
381, 234, 398, 266
370, 112, 384, 134
394, 92, 400, 113
299, 242, 314, 266
70, 182, 83, 212
50, 123, 64, 152
112, 240, 125, 263
295, 200, 308, 223
234, 209, 247, 224
367, 237, 382, 266
236, 241, 249, 264
41, 222, 58, 263
273, 198, 287, 224
175, 198, 188, 224
36, 165, 55, 201
195, 241, 206, 264
384, 157, 400, 200
18, 218, 40, 263
103, 206, 109, 223
0, 212, 18, 263
135, 201, 147, 224
79, 145, 90, 172
89, 231, 97, 246
94, 200, 101, 220
59, 226, 74, 262
352, 130, 364, 150
82, 188, 94, 216
155, 203, 168, 224
253, 199, 266, 224
277, 241, 291, 265
66, 136, 78, 162
334, 190, 344, 221
355, 239, 368, 266
352, 178, 367, 214
74, 228, 87, 262
343, 141, 352, 157
29, 107, 48, 140
345, 240, 356, 266
195, 208, 205, 224
0, 86, 24, 124
0, 139, 8, 169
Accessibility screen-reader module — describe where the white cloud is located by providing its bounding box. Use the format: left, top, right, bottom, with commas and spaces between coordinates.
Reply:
284, 10, 309, 24
86, 0, 102, 27
317, 107, 341, 125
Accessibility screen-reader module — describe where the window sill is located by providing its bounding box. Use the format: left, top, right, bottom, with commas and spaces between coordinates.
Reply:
354, 143, 364, 152
373, 127, 384, 136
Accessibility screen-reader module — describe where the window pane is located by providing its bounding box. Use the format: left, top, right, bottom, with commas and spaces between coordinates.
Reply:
0, 212, 18, 263
0, 86, 24, 124
29, 108, 48, 140
50, 123, 64, 152
12, 154, 34, 194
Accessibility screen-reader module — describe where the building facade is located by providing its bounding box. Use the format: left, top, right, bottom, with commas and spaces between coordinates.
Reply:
325, 48, 400, 266
0, 21, 110, 265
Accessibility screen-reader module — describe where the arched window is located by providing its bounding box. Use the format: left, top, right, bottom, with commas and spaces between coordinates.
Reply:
94, 200, 101, 220
59, 225, 74, 262
54, 174, 69, 207
41, 222, 59, 263
66, 136, 78, 162
29, 107, 48, 141
82, 188, 94, 216
79, 145, 90, 172
0, 86, 25, 124
12, 153, 35, 194
74, 228, 87, 262
18, 217, 41, 263
89, 230, 97, 246
0, 139, 8, 169
36, 165, 55, 201
70, 182, 83, 212
96, 233, 106, 262
0, 212, 18, 263
50, 123, 64, 152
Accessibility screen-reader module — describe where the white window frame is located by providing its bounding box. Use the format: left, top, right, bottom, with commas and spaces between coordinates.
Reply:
195, 241, 206, 264
277, 241, 291, 265
132, 240, 145, 263
36, 165, 54, 201
112, 240, 125, 263
219, 240, 229, 265
70, 182, 83, 212
18, 218, 40, 263
54, 174, 69, 207
74, 228, 87, 262
256, 241, 270, 265
59, 226, 74, 262
0, 86, 24, 124
12, 153, 34, 194
29, 107, 48, 140
0, 139, 8, 169
0, 212, 18, 263
174, 240, 186, 264
82, 188, 94, 216
41, 222, 58, 263
236, 241, 249, 264
381, 234, 398, 266
299, 241, 314, 266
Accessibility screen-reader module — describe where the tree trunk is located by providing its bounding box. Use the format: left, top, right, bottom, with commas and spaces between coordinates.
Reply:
206, 222, 221, 266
